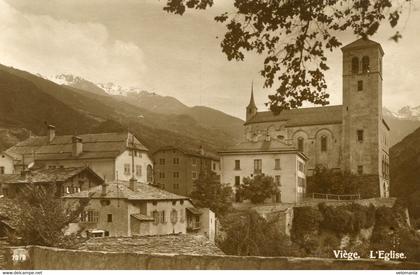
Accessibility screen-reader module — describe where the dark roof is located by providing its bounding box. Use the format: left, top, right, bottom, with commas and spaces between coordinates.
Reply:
341, 37, 384, 55
75, 235, 224, 255
0, 167, 104, 185
131, 213, 154, 221
186, 207, 201, 215
153, 145, 219, 161
244, 105, 343, 127
219, 139, 308, 160
4, 132, 148, 162
64, 181, 188, 201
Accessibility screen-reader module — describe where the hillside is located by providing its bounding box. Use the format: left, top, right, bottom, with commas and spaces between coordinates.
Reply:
390, 126, 420, 221
383, 107, 420, 146
0, 64, 243, 153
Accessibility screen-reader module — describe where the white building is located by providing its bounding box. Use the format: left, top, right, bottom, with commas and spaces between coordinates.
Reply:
0, 125, 153, 183
219, 138, 307, 204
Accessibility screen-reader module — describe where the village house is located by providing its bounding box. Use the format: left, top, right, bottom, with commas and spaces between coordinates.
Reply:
64, 179, 216, 241
219, 139, 307, 204
152, 146, 220, 196
0, 125, 153, 183
243, 38, 390, 198
0, 166, 104, 198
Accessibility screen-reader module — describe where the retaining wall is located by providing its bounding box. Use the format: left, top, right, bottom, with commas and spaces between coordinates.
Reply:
4, 246, 420, 270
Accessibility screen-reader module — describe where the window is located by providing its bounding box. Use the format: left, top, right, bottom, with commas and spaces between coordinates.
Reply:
362, 56, 370, 73
81, 210, 99, 223
234, 160, 241, 170
192, 172, 197, 179
173, 172, 179, 178
274, 159, 281, 170
160, 210, 166, 223
357, 130, 364, 142
213, 163, 216, 170
152, 210, 159, 225
298, 177, 306, 187
351, 57, 359, 74
173, 158, 179, 164
159, 158, 165, 165
124, 164, 130, 175
173, 183, 179, 189
180, 209, 185, 223
357, 165, 363, 175
298, 161, 305, 172
297, 138, 304, 152
107, 214, 112, 223
0, 167, 4, 174
321, 136, 327, 152
254, 159, 262, 174
136, 165, 142, 176
192, 158, 197, 165
235, 176, 240, 186
275, 175, 281, 186
2, 188, 8, 197
357, 80, 363, 91
159, 172, 165, 179
170, 209, 178, 224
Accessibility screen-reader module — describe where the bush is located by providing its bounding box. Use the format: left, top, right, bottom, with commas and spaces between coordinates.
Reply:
218, 210, 304, 257
240, 174, 278, 204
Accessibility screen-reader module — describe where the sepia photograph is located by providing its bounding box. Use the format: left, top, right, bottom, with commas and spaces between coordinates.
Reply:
0, 0, 419, 273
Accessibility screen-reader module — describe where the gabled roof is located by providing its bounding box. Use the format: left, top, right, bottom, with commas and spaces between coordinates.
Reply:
219, 139, 308, 160
0, 166, 104, 185
341, 37, 384, 55
244, 105, 343, 127
153, 145, 219, 161
3, 132, 148, 162
64, 181, 188, 201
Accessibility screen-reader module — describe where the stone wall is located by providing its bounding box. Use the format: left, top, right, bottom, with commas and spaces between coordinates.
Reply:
5, 246, 420, 270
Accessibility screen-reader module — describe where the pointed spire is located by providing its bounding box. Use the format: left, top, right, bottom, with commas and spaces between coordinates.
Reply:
247, 81, 256, 109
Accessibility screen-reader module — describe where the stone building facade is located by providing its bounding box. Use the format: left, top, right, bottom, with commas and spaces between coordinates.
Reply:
244, 38, 390, 198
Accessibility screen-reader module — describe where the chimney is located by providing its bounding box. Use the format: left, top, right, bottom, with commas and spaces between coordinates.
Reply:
101, 183, 108, 196
72, 136, 83, 157
265, 134, 271, 142
129, 177, 137, 191
199, 145, 204, 156
47, 125, 56, 142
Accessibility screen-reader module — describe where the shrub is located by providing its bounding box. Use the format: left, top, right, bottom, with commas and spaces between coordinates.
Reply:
239, 174, 278, 204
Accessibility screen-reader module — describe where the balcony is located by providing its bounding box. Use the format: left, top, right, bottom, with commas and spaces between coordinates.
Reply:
187, 221, 201, 231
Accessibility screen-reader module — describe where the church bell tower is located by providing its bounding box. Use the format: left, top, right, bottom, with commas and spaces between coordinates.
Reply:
341, 37, 389, 198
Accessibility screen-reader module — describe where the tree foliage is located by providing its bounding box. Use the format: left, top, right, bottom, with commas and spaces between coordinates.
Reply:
190, 171, 233, 216
10, 183, 89, 248
240, 173, 278, 204
306, 166, 359, 195
218, 209, 303, 256
164, 0, 412, 112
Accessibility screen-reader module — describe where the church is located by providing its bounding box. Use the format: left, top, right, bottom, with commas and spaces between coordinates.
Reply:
243, 38, 390, 198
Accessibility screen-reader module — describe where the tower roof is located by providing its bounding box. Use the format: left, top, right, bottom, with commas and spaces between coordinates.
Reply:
341, 37, 384, 55
247, 82, 257, 109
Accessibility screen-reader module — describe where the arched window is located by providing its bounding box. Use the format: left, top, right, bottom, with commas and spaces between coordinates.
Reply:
297, 137, 304, 152
170, 209, 178, 224
321, 136, 327, 152
351, 57, 359, 74
362, 56, 370, 73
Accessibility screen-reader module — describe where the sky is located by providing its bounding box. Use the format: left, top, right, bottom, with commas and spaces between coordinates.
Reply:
1, 0, 420, 120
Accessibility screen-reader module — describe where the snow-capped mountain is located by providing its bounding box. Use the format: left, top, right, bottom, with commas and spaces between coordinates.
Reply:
45, 74, 108, 96
384, 106, 420, 121
96, 82, 145, 96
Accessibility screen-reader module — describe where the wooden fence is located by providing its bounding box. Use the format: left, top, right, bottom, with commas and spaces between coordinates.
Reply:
308, 193, 361, 201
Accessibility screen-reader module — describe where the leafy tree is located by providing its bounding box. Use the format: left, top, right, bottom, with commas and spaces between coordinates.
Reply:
190, 171, 233, 216
10, 183, 89, 248
306, 166, 359, 195
164, 0, 412, 112
218, 209, 303, 256
240, 173, 278, 204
